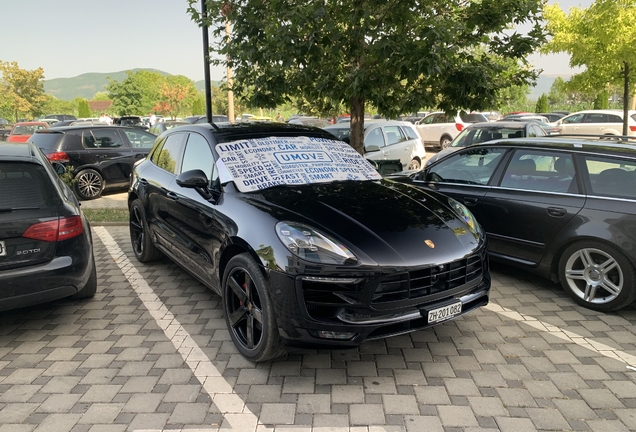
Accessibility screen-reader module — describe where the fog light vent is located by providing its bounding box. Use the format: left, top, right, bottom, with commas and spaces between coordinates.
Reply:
314, 331, 356, 340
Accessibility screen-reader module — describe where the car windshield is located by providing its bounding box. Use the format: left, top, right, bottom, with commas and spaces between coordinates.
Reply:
215, 136, 382, 192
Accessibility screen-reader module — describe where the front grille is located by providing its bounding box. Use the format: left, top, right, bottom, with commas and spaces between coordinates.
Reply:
299, 251, 486, 321
372, 253, 484, 303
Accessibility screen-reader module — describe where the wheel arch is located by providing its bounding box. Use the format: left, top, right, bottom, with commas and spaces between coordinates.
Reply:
219, 239, 268, 286
548, 235, 631, 283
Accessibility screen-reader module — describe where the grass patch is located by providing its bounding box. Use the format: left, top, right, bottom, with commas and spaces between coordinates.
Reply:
83, 208, 129, 223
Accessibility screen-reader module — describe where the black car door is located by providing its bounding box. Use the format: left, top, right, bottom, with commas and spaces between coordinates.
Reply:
414, 146, 510, 226
143, 133, 187, 254
478, 149, 585, 265
81, 128, 134, 186
163, 132, 226, 291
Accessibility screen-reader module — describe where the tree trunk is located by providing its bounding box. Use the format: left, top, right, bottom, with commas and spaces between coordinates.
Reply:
349, 96, 365, 155
623, 62, 630, 136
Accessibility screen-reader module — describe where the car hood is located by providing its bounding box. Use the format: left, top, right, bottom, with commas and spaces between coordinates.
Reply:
243, 179, 482, 267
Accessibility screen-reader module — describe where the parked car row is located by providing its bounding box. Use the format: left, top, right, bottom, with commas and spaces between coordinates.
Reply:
3, 112, 635, 364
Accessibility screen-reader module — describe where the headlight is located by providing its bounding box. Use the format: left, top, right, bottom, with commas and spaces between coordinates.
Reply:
276, 221, 358, 265
448, 198, 482, 235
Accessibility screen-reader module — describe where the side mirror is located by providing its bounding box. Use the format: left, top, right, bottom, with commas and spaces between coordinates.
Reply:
365, 145, 381, 153
53, 163, 66, 175
176, 169, 209, 189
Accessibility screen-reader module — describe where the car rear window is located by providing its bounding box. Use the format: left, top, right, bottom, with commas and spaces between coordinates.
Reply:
461, 113, 489, 123
28, 132, 65, 150
0, 162, 58, 209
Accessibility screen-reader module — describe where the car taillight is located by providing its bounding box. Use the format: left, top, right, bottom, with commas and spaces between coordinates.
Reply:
22, 216, 84, 242
455, 123, 464, 132
630, 126, 636, 132
46, 152, 70, 163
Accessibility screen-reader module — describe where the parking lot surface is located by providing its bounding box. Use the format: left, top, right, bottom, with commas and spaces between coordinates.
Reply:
1, 225, 635, 432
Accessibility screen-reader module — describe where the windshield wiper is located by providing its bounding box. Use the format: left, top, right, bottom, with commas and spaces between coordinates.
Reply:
0, 207, 41, 213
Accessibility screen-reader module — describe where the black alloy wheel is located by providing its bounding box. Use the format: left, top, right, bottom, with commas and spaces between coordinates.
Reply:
74, 168, 103, 200
222, 253, 284, 362
129, 199, 163, 262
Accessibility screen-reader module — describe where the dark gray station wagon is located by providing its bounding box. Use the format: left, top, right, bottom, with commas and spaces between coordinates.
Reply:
395, 137, 636, 311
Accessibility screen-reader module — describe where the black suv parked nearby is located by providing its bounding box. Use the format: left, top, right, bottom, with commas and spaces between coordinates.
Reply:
393, 136, 636, 311
128, 122, 490, 361
0, 142, 96, 311
28, 125, 157, 200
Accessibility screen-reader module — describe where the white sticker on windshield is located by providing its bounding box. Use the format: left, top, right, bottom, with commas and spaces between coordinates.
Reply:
216, 136, 382, 192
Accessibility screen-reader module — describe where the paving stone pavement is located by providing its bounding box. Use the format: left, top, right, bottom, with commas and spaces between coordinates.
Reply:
0, 225, 635, 432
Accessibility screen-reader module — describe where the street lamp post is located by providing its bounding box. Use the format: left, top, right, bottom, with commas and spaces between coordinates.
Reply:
201, 0, 213, 123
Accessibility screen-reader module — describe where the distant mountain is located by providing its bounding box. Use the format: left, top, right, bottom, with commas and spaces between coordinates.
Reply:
44, 69, 221, 101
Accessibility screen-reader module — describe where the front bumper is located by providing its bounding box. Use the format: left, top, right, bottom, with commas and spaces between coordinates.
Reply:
267, 248, 490, 348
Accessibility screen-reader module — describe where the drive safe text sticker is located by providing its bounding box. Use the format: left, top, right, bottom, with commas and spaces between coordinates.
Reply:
215, 136, 382, 192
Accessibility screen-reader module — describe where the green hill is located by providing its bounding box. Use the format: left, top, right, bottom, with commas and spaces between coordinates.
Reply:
44, 69, 199, 100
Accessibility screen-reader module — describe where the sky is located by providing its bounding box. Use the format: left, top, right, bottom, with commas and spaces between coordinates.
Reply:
0, 0, 595, 83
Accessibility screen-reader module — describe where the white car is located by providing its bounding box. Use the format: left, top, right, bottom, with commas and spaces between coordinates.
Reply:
416, 112, 489, 149
556, 110, 636, 136
323, 120, 426, 171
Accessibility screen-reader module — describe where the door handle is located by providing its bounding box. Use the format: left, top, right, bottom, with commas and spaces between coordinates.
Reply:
463, 197, 478, 206
167, 192, 179, 201
547, 207, 567, 217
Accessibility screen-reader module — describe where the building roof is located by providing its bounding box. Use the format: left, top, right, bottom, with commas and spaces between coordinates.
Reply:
88, 101, 113, 111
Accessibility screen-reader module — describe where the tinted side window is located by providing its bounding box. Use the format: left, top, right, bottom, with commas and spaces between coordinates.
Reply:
584, 114, 606, 123
83, 129, 125, 149
402, 125, 419, 140
384, 126, 405, 145
150, 137, 166, 165
181, 133, 214, 182
607, 114, 622, 123
123, 129, 156, 149
365, 127, 386, 148
427, 148, 507, 185
434, 115, 450, 124
563, 114, 584, 124
155, 133, 187, 174
500, 150, 576, 193
586, 156, 636, 199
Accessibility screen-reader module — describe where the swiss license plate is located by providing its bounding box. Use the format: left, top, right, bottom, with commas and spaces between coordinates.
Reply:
0, 240, 6, 257
427, 302, 462, 324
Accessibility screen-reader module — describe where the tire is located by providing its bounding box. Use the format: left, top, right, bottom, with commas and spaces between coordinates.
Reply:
129, 199, 163, 262
222, 253, 285, 362
440, 136, 452, 149
74, 169, 104, 200
408, 158, 421, 170
73, 256, 97, 299
558, 241, 636, 312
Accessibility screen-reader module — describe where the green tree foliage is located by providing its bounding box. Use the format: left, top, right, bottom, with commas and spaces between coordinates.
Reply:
92, 91, 110, 101
0, 61, 48, 121
191, 95, 205, 115
78, 99, 92, 118
106, 70, 164, 116
188, 0, 546, 154
535, 94, 549, 113
496, 84, 532, 114
593, 90, 610, 109
39, 95, 77, 118
543, 0, 636, 134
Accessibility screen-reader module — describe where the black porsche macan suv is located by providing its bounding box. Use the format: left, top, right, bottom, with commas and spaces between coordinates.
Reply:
128, 122, 491, 361
28, 125, 157, 200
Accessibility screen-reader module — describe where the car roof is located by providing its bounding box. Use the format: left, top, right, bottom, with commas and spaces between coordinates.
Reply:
34, 125, 144, 133
323, 120, 413, 130
461, 136, 636, 158
167, 122, 337, 143
0, 141, 42, 162
468, 121, 526, 129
